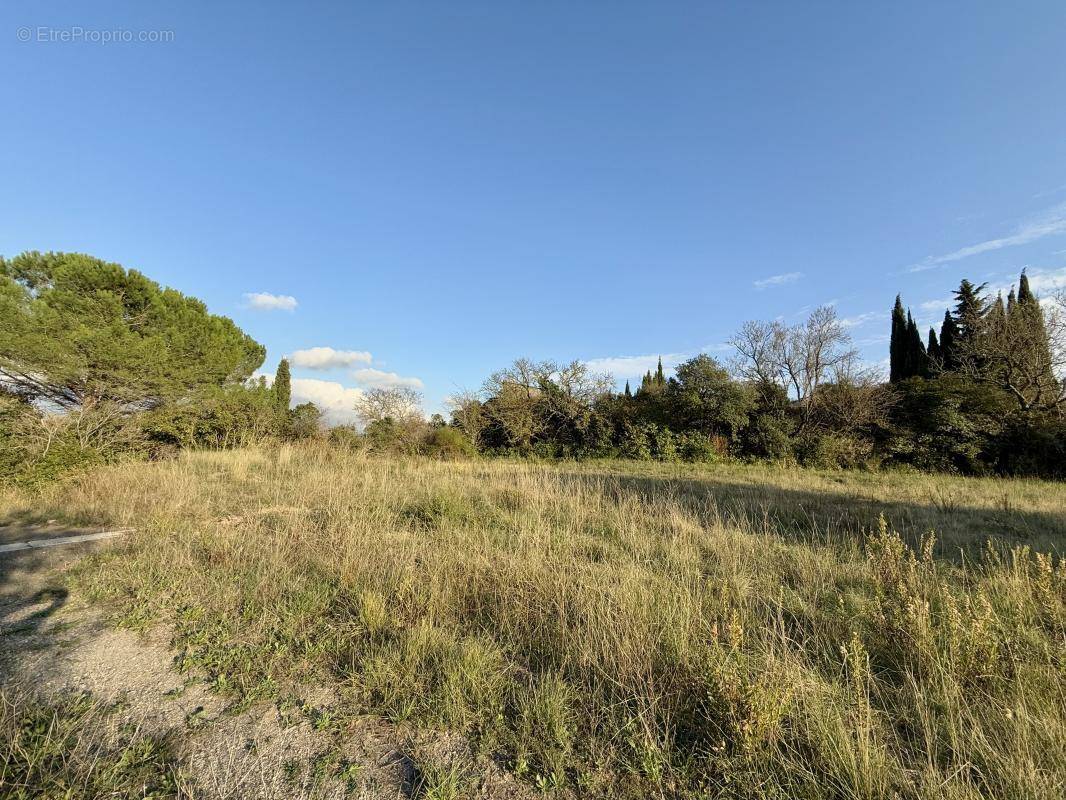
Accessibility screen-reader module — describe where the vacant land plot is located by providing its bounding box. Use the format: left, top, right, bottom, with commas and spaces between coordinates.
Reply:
2, 447, 1064, 798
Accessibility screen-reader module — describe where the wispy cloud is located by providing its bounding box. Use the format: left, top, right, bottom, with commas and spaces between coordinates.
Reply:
911, 266, 1066, 326
910, 202, 1066, 272
840, 311, 881, 328
753, 272, 803, 290
582, 353, 685, 380
918, 297, 954, 313
857, 333, 890, 347
1033, 183, 1066, 200
351, 368, 424, 391
243, 291, 298, 312
289, 347, 373, 370
583, 344, 729, 383
1026, 266, 1066, 294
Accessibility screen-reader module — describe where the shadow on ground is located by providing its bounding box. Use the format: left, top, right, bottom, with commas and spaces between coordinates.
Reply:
0, 548, 76, 641
554, 468, 1066, 558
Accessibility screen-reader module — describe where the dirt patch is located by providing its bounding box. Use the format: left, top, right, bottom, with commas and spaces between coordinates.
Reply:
0, 537, 535, 799
0, 540, 383, 798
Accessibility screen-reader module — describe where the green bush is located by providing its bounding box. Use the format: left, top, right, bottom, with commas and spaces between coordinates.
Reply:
0, 392, 128, 487
288, 402, 323, 441
423, 426, 477, 460
141, 381, 281, 450
794, 432, 871, 470
648, 425, 679, 462
617, 421, 652, 460
740, 413, 792, 461
328, 425, 363, 450
676, 431, 720, 462
991, 415, 1066, 479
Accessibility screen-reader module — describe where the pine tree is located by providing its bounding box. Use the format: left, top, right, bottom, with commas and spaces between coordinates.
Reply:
927, 327, 941, 371
939, 310, 960, 371
274, 358, 292, 413
889, 295, 907, 382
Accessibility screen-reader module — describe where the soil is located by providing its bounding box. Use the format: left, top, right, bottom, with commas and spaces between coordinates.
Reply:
0, 534, 533, 799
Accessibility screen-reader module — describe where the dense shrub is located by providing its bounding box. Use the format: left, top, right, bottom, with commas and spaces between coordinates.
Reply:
990, 414, 1066, 479
739, 413, 792, 460
675, 431, 721, 462
885, 376, 1009, 474
617, 421, 653, 460
288, 401, 324, 441
0, 391, 133, 487
140, 382, 281, 450
424, 426, 478, 459
794, 432, 872, 470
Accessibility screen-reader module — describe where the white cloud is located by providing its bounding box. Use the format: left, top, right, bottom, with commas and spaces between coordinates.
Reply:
291, 378, 365, 425
1025, 266, 1066, 294
351, 368, 424, 391
1033, 183, 1066, 200
243, 292, 298, 312
289, 347, 373, 370
857, 333, 890, 346
582, 351, 695, 382
840, 311, 881, 328
256, 371, 363, 426
753, 272, 803, 290
918, 297, 954, 313
910, 202, 1066, 271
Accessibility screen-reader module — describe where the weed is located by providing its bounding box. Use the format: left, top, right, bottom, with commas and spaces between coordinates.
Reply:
7, 446, 1064, 798
0, 689, 180, 798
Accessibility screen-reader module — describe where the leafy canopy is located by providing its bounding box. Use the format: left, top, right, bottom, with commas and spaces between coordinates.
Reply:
0, 251, 265, 409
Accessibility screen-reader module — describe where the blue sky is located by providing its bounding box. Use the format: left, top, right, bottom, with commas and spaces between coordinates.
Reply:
3, 2, 1066, 421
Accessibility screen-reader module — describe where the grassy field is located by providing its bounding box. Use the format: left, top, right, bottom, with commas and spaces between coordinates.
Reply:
3, 447, 1065, 798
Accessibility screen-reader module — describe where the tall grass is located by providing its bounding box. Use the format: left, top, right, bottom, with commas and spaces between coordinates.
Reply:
6, 446, 1064, 798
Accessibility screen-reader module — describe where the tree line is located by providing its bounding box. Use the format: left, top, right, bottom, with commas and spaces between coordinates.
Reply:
442, 271, 1064, 476
2, 251, 1064, 484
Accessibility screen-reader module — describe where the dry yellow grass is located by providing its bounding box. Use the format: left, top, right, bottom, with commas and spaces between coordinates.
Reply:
3, 446, 1064, 798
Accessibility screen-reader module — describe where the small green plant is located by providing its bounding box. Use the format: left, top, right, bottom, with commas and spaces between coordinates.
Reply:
416, 759, 467, 800
0, 689, 181, 798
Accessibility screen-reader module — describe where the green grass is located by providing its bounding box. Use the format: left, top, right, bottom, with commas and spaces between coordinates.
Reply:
3, 445, 1065, 798
0, 689, 181, 798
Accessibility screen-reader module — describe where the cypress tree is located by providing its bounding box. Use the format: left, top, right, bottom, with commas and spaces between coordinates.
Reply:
1015, 269, 1055, 384
1017, 270, 1034, 305
624, 380, 632, 398
927, 328, 941, 371
953, 279, 988, 344
906, 311, 928, 378
655, 356, 665, 386
939, 310, 960, 371
274, 358, 292, 413
889, 295, 907, 382
989, 294, 1007, 335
